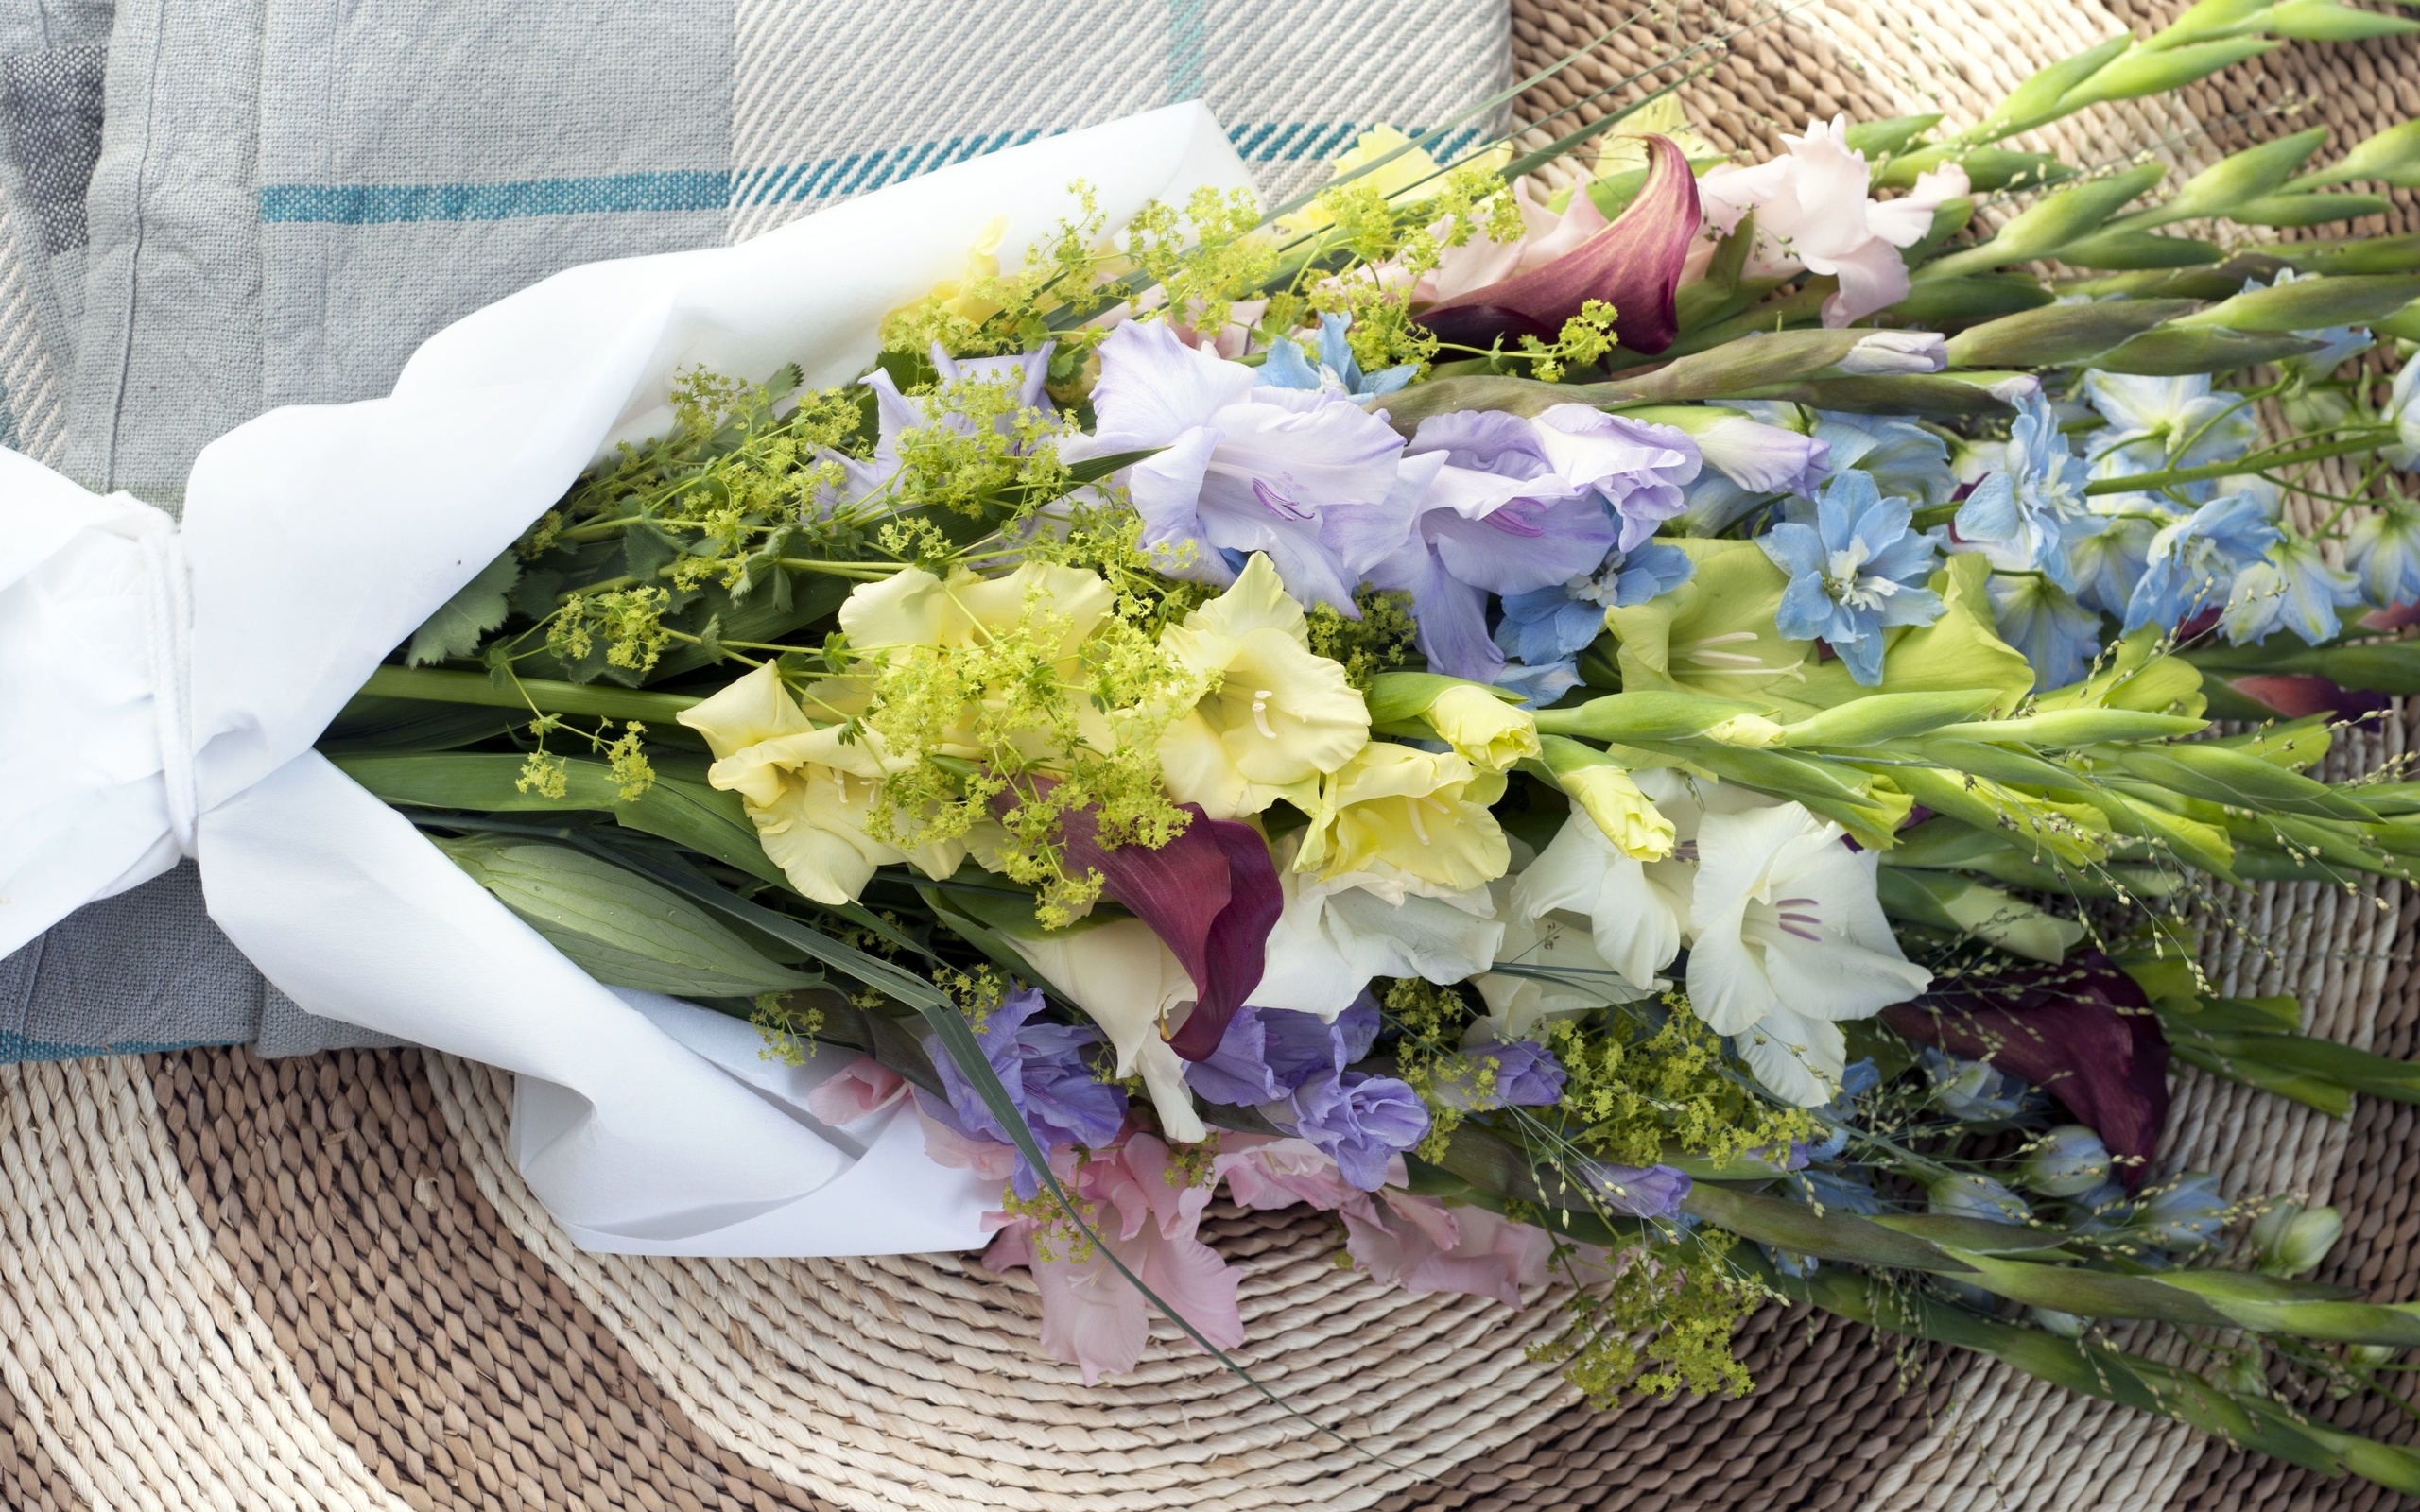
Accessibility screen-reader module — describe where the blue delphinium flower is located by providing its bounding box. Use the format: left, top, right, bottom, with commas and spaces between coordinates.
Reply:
1797, 1057, 1880, 1164
1988, 572, 2105, 692
1813, 409, 1957, 510
2121, 490, 2283, 636
2127, 1170, 2230, 1253
1956, 392, 2102, 592
925, 986, 1128, 1199
2389, 361, 2420, 472
2348, 499, 2420, 610
1919, 1047, 2031, 1122
2081, 371, 2260, 501
1259, 311, 1418, 398
1757, 470, 1945, 685
2220, 533, 2360, 646
1492, 541, 1695, 701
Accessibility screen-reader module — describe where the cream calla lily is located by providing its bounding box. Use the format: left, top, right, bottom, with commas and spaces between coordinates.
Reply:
1156, 554, 1369, 818
676, 662, 960, 904
1003, 917, 1205, 1142
1289, 742, 1511, 901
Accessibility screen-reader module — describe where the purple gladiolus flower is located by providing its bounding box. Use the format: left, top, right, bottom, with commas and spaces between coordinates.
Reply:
925, 986, 1128, 1199
1186, 996, 1381, 1106
1416, 134, 1703, 354
1372, 406, 1699, 680
1433, 1039, 1567, 1110
1580, 1159, 1693, 1219
821, 341, 1057, 509
1289, 1072, 1432, 1191
1067, 320, 1412, 612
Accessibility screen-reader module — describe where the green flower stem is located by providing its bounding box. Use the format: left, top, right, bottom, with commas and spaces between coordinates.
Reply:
773, 558, 906, 580
356, 665, 701, 724
1760, 1252, 2420, 1494
2081, 431, 2394, 497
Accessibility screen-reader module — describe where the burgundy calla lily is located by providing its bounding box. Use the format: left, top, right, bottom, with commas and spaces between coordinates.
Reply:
2224, 672, 2391, 722
1017, 785, 1285, 1062
1883, 951, 2170, 1189
1414, 134, 1703, 355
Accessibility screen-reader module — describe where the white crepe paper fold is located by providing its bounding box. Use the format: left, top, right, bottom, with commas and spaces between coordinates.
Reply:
0, 103, 1255, 1254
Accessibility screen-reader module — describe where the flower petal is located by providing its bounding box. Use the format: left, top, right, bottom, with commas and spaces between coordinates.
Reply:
1416, 135, 1703, 354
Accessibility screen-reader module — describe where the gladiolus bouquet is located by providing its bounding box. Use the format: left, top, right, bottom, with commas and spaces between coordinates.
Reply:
27, 5, 2420, 1487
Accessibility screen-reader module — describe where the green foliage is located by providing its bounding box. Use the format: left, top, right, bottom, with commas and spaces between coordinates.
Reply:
1305, 586, 1421, 690
1550, 1002, 1817, 1169
1532, 1235, 1766, 1403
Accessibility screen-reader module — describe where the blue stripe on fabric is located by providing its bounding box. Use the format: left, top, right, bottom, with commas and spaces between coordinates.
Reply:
0, 1031, 217, 1063
261, 123, 1498, 225
260, 168, 732, 224
1167, 0, 1209, 101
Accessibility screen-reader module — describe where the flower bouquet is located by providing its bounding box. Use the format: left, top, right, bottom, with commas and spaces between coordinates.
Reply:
17, 1, 2420, 1488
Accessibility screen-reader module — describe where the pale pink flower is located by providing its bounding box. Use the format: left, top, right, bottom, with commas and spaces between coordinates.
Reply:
1339, 1190, 1555, 1308
1695, 116, 1970, 327
981, 1132, 1244, 1383
917, 1108, 1021, 1184
803, 1056, 909, 1125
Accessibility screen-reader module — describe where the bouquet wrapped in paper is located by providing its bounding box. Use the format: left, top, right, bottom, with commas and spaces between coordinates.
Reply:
16, 5, 2420, 1485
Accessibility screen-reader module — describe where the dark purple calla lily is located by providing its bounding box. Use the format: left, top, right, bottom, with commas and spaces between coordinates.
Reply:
1025, 785, 1285, 1063
1414, 134, 1703, 355
1883, 951, 2169, 1189
2224, 672, 2391, 722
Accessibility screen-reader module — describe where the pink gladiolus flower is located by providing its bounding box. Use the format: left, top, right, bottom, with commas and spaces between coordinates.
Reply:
1339, 1190, 1555, 1308
1414, 135, 1703, 355
804, 1056, 909, 1125
981, 1132, 1244, 1383
1696, 116, 1970, 327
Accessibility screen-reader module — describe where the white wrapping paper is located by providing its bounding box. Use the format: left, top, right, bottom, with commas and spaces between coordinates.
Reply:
0, 103, 1255, 1254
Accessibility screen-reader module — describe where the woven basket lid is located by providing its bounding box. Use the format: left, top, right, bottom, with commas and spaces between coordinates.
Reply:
2, 3, 2415, 1509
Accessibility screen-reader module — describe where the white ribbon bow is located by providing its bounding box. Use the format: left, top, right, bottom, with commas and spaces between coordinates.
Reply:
0, 103, 1253, 1255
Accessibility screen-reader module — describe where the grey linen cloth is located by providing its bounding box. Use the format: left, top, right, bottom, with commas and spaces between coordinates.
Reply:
1, 0, 1511, 1059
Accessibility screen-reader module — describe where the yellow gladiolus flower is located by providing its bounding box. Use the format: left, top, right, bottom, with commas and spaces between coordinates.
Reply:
1424, 683, 1540, 772
1291, 742, 1511, 898
677, 663, 960, 904
1157, 555, 1370, 818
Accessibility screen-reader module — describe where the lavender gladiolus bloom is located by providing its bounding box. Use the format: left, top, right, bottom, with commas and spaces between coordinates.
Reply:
1581, 1159, 1693, 1219
925, 986, 1129, 1198
1694, 413, 1831, 495
1434, 1039, 1567, 1110
1758, 469, 1945, 685
1374, 406, 1697, 679
1184, 1005, 1289, 1106
1290, 1072, 1432, 1190
1186, 997, 1379, 1106
1070, 320, 1412, 612
821, 341, 1057, 509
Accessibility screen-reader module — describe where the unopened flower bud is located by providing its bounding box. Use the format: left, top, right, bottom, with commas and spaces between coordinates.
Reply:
2251, 1202, 2343, 1278
1702, 713, 1787, 747
2130, 1171, 2230, 1252
1557, 762, 1677, 861
2218, 1344, 2270, 1399
2031, 1307, 2086, 1338
1927, 1171, 2032, 1225
1426, 683, 1540, 773
2021, 1125, 2112, 1197
1839, 331, 1948, 376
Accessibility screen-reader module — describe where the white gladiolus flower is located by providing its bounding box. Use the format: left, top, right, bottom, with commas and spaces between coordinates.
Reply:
1249, 836, 1505, 1020
1685, 802, 1931, 1106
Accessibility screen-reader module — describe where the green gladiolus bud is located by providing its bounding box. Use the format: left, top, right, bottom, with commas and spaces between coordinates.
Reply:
1943, 299, 2198, 369
2294, 119, 2420, 192
2218, 1344, 2271, 1398
2252, 1202, 2344, 1278
2174, 272, 2420, 331
1365, 672, 1541, 772
1874, 868, 2086, 962
2264, 0, 2420, 43
1536, 736, 1677, 860
1931, 708, 2206, 747
1978, 35, 2130, 137
2091, 325, 2325, 375
2023, 1125, 2115, 1197
1780, 690, 2003, 747
2056, 229, 2222, 270
1532, 690, 1779, 745
2232, 190, 2395, 226
2031, 1307, 2088, 1338
1922, 163, 2167, 280
2055, 38, 2280, 113
2152, 0, 2274, 45
2111, 128, 2328, 232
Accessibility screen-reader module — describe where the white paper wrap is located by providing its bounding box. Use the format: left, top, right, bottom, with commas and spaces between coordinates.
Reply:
0, 103, 1255, 1255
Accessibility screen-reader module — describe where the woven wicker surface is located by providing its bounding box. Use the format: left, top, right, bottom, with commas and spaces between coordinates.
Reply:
1, 3, 2414, 1509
